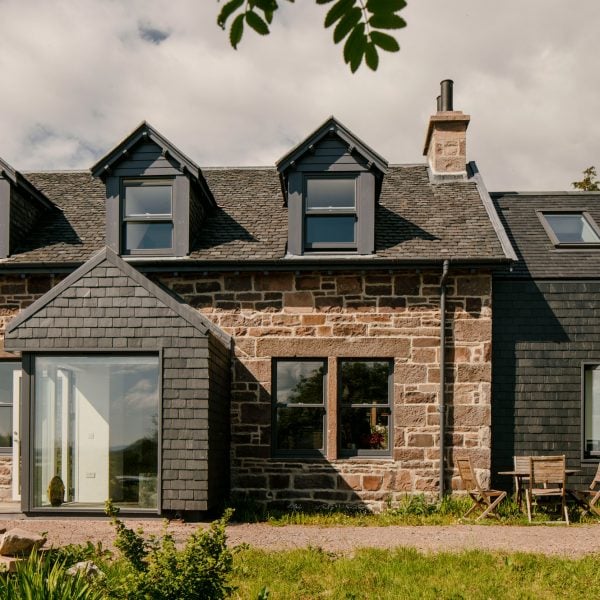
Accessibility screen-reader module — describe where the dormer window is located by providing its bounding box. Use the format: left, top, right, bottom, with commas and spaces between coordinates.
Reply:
304, 177, 357, 251
123, 180, 174, 254
276, 117, 388, 257
91, 122, 216, 259
540, 211, 600, 247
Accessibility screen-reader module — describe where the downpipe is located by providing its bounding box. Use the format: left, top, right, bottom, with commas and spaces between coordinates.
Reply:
439, 260, 450, 500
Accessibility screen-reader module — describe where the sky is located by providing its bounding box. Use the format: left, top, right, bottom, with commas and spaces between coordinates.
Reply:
1, 0, 599, 192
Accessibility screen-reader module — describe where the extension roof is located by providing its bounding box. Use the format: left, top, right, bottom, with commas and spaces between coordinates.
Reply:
493, 191, 600, 278
0, 163, 512, 269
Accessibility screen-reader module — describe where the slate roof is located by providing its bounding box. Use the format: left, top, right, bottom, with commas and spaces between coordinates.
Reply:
493, 192, 600, 278
0, 165, 509, 267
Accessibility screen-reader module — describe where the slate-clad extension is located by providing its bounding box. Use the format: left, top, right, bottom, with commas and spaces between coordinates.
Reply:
4, 247, 231, 514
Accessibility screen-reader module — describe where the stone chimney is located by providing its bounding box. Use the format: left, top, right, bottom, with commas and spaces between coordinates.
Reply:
423, 80, 470, 179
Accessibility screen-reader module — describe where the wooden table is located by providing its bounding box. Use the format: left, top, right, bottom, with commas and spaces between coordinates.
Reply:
497, 469, 581, 509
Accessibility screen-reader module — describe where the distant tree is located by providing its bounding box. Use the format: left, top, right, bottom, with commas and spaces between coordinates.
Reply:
573, 166, 600, 191
217, 0, 407, 72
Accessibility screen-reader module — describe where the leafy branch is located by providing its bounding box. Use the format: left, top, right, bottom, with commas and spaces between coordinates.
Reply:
217, 0, 407, 72
573, 166, 600, 191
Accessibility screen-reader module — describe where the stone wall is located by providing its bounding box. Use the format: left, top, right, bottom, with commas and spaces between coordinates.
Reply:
159, 269, 492, 510
0, 268, 492, 511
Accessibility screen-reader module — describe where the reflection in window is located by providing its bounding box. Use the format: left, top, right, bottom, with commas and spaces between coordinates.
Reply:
543, 213, 600, 244
0, 362, 20, 449
304, 177, 357, 250
33, 355, 159, 509
123, 181, 173, 252
339, 360, 392, 455
274, 360, 326, 455
584, 365, 600, 459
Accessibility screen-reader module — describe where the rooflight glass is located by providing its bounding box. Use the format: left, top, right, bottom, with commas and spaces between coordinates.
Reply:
306, 178, 355, 210
544, 213, 600, 244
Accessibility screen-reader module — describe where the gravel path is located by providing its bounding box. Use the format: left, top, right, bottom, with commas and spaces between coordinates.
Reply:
1, 518, 599, 557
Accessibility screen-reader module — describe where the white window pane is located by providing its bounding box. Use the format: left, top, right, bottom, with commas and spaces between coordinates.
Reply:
125, 185, 172, 216
545, 214, 600, 244
33, 355, 159, 509
585, 366, 600, 456
125, 222, 173, 250
306, 178, 355, 209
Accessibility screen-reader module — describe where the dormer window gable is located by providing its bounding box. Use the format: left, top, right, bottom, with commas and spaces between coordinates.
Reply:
0, 157, 55, 259
276, 117, 388, 256
91, 122, 215, 258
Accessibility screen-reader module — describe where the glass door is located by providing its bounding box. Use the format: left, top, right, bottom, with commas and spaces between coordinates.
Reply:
11, 369, 21, 501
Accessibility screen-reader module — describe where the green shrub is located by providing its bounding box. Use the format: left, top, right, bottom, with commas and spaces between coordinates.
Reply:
105, 501, 236, 599
0, 549, 104, 600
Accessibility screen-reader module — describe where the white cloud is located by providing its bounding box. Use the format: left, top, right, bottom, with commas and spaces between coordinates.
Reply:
0, 0, 599, 190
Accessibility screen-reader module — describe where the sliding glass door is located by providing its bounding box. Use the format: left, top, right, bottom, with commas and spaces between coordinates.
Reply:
33, 355, 159, 510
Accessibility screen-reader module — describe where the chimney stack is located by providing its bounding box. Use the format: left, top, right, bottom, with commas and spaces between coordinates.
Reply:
423, 80, 470, 179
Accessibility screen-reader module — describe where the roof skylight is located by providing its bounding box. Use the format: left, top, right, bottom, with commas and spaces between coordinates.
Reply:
541, 212, 600, 245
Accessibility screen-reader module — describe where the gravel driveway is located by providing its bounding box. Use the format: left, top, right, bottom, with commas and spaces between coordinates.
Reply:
1, 518, 599, 557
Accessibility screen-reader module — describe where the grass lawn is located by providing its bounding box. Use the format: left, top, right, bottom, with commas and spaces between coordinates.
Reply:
231, 547, 600, 599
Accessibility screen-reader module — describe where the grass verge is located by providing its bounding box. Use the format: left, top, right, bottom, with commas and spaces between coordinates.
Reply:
232, 546, 600, 599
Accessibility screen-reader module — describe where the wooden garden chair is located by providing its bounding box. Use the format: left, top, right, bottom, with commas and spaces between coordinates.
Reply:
571, 463, 600, 517
525, 455, 569, 525
513, 455, 531, 509
456, 457, 507, 520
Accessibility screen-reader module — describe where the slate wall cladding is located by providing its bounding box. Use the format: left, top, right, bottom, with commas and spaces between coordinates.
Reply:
10, 188, 45, 253
1, 260, 230, 513
492, 279, 600, 489
159, 269, 493, 510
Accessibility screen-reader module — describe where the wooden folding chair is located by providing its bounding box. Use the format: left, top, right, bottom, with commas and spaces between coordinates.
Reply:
513, 455, 531, 509
571, 463, 600, 517
456, 457, 507, 520
525, 455, 569, 525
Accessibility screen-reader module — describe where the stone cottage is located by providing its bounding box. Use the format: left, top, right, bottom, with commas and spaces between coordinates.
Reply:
0, 81, 518, 516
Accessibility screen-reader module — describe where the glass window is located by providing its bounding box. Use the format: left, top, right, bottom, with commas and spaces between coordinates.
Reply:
33, 355, 159, 510
543, 213, 600, 245
273, 360, 326, 456
0, 362, 20, 449
339, 360, 392, 455
584, 364, 600, 459
304, 177, 357, 250
122, 181, 173, 253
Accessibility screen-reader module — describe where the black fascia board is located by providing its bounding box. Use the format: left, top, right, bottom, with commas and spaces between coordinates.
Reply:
276, 116, 389, 176
0, 257, 513, 276
90, 121, 200, 179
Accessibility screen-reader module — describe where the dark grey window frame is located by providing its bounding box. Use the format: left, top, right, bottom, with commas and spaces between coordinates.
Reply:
0, 358, 21, 454
21, 349, 163, 515
121, 179, 175, 256
338, 358, 393, 458
303, 175, 358, 251
582, 361, 600, 462
271, 357, 327, 459
538, 210, 600, 248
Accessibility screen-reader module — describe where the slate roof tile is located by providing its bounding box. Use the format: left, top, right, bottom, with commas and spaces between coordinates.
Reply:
493, 193, 600, 278
1, 166, 507, 266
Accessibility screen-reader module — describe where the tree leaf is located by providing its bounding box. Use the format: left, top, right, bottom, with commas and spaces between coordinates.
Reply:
217, 0, 244, 28
343, 22, 366, 67
369, 14, 406, 29
246, 10, 270, 35
364, 42, 379, 71
333, 7, 361, 44
316, 0, 336, 4
230, 13, 245, 48
324, 0, 355, 28
366, 0, 406, 12
370, 30, 400, 52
